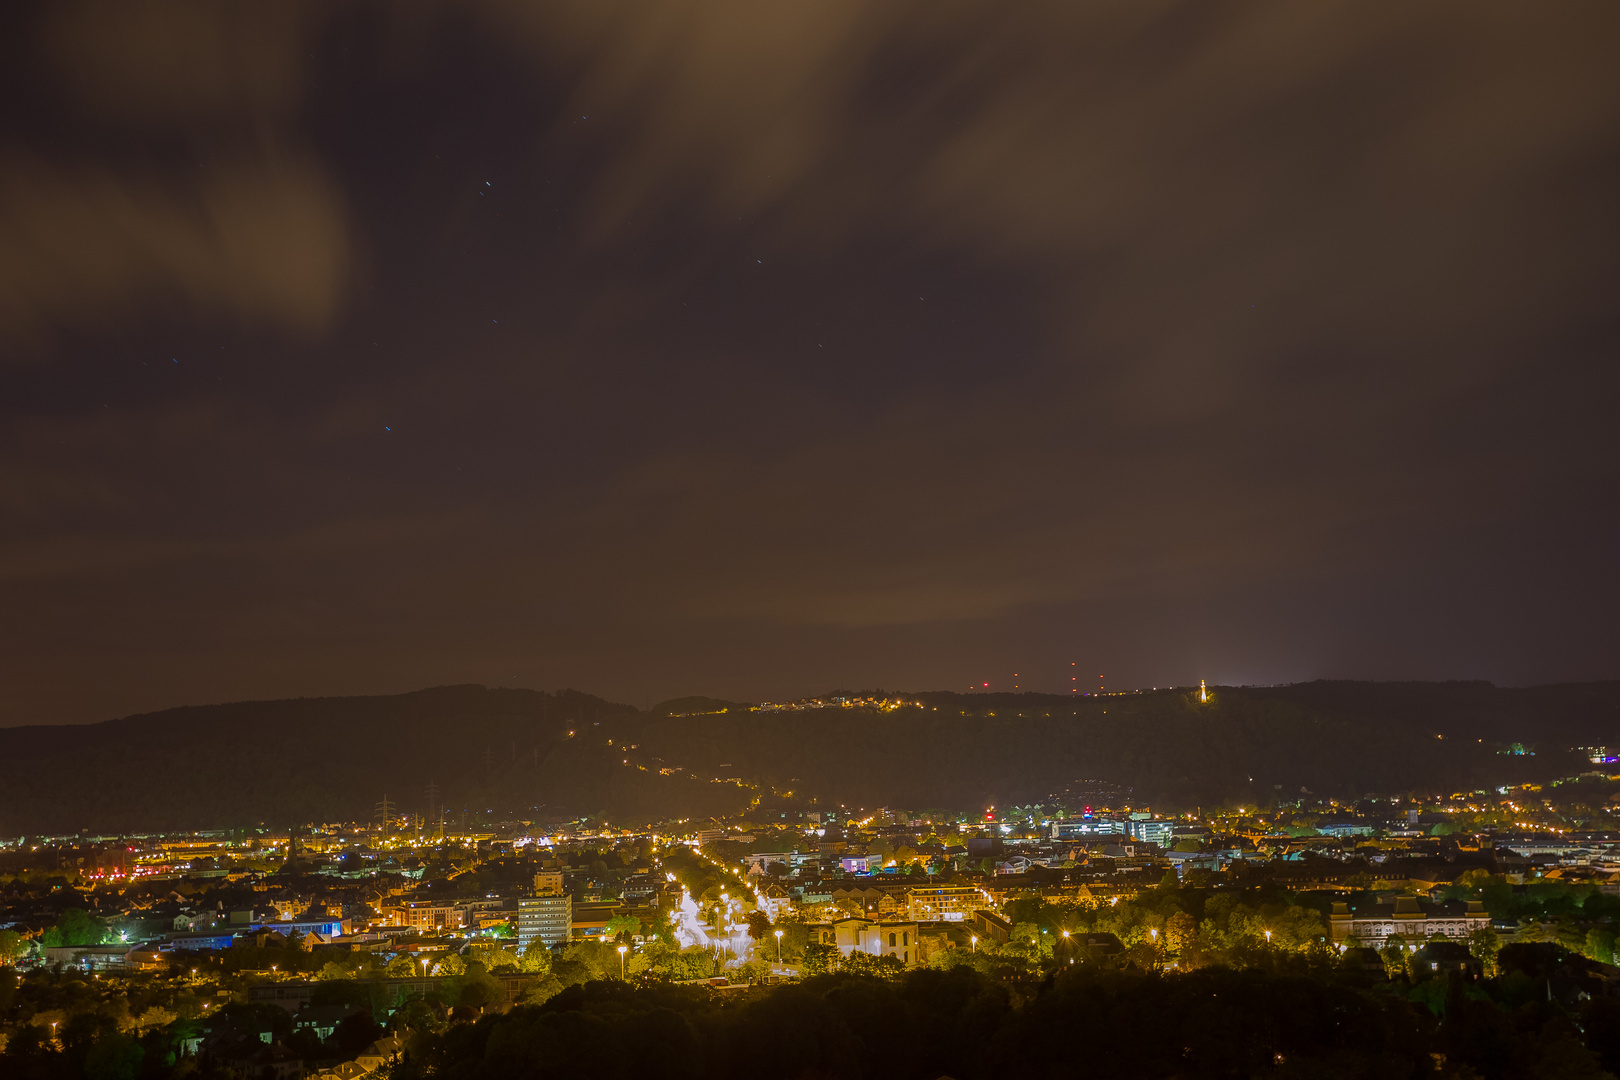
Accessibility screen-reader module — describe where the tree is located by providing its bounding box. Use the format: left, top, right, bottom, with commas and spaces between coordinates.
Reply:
0, 930, 27, 965
1267, 904, 1329, 952
520, 937, 553, 975
384, 955, 419, 978
1515, 920, 1555, 944
745, 911, 773, 940
1004, 895, 1044, 925
1380, 936, 1411, 980
1165, 912, 1198, 956
467, 943, 522, 972
562, 940, 621, 981
82, 1032, 142, 1080
453, 966, 502, 1011
1009, 922, 1045, 950
41, 908, 107, 948
516, 975, 565, 1007
1585, 928, 1616, 966
838, 951, 903, 979
331, 1010, 384, 1056
774, 919, 811, 961
801, 943, 839, 976
390, 994, 441, 1034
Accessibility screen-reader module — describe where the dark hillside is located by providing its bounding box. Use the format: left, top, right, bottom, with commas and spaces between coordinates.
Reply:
627, 681, 1620, 811
2, 680, 1617, 833
0, 685, 743, 835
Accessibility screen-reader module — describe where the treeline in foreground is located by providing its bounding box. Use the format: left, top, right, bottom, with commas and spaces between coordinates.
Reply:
13, 959, 1620, 1080
381, 964, 1620, 1080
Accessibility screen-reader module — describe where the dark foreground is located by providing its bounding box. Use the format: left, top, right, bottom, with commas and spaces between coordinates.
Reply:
8, 954, 1620, 1080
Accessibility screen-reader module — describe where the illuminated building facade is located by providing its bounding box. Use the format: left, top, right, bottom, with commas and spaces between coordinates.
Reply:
517, 894, 572, 951
831, 916, 921, 965
392, 902, 465, 931
1329, 898, 1490, 949
906, 885, 985, 922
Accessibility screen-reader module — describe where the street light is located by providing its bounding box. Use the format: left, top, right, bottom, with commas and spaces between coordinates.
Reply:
971, 935, 977, 951
774, 928, 783, 963
618, 944, 628, 980
1264, 930, 1272, 944
421, 957, 430, 977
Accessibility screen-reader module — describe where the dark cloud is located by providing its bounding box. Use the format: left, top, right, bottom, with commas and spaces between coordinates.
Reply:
0, 1, 1617, 724
0, 1, 344, 345
0, 150, 348, 341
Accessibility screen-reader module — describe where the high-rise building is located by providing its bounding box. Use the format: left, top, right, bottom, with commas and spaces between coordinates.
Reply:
533, 871, 564, 896
517, 894, 572, 953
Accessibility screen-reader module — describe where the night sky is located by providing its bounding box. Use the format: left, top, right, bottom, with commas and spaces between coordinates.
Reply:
3, 2, 1619, 726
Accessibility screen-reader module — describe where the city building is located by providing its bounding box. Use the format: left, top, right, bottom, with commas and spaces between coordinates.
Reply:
1124, 820, 1174, 847
571, 903, 616, 940
43, 945, 133, 971
388, 902, 464, 932
906, 884, 986, 921
1328, 898, 1490, 949
742, 852, 796, 876
1053, 818, 1173, 846
756, 883, 793, 921
830, 916, 922, 965
1051, 819, 1127, 840
971, 909, 1012, 945
517, 894, 572, 952
1317, 822, 1375, 839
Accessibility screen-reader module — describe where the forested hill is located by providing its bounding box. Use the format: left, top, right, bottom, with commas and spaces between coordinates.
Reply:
0, 685, 739, 836
629, 680, 1620, 814
2, 680, 1618, 834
